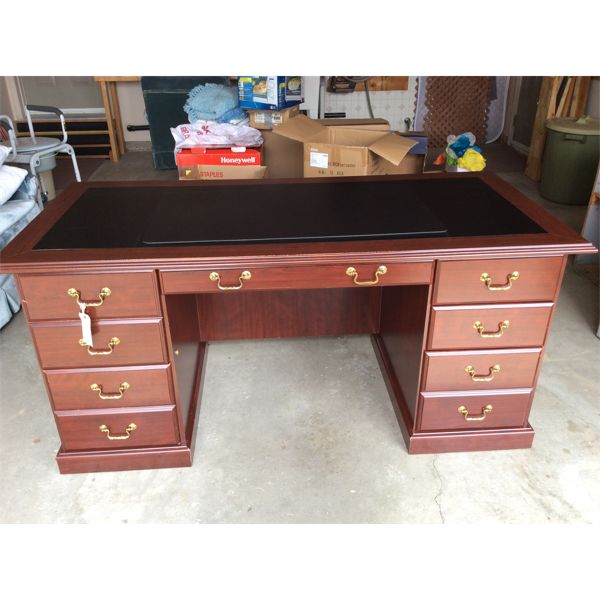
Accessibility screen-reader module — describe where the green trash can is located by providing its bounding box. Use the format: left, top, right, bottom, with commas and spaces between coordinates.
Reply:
540, 116, 600, 205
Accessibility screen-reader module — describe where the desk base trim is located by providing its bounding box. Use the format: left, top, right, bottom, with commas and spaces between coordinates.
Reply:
406, 426, 535, 454
55, 444, 192, 474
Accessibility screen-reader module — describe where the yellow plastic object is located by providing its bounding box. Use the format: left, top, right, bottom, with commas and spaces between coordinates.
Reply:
457, 148, 486, 172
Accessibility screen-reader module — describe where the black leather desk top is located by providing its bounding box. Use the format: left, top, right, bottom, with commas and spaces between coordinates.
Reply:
34, 177, 544, 250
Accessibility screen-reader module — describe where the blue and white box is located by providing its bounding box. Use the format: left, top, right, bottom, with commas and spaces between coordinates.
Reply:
238, 76, 303, 110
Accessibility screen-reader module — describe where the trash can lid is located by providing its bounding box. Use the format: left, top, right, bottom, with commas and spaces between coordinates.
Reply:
545, 115, 600, 135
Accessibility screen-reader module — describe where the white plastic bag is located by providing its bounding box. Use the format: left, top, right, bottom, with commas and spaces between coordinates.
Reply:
171, 120, 263, 149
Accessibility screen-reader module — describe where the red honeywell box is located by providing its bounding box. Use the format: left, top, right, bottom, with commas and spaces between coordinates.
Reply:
176, 147, 262, 167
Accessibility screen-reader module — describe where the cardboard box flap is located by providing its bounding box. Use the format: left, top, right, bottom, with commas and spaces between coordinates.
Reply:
318, 118, 390, 131
273, 114, 326, 143
368, 133, 417, 166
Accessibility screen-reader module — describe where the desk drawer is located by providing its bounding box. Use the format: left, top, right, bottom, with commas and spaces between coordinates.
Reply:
419, 390, 532, 431
160, 261, 433, 294
428, 303, 553, 350
19, 272, 161, 321
423, 348, 542, 392
55, 405, 179, 451
46, 365, 174, 410
32, 319, 167, 369
433, 257, 563, 305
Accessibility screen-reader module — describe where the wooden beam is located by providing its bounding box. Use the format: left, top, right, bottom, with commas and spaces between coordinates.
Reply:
525, 76, 561, 181
569, 76, 591, 118
556, 77, 574, 117
367, 76, 409, 92
98, 80, 119, 162
548, 76, 563, 118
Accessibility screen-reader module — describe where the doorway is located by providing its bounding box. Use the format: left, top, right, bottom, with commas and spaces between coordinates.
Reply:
508, 76, 543, 155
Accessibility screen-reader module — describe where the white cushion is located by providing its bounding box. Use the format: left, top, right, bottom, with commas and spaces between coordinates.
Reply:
0, 165, 28, 206
0, 144, 11, 166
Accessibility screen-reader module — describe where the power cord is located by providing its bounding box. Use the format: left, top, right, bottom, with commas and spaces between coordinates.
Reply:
341, 76, 374, 118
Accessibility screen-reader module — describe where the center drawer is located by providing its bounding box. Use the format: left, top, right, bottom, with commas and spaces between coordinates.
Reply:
423, 348, 542, 392
160, 261, 433, 294
31, 319, 167, 369
46, 365, 174, 410
55, 405, 179, 451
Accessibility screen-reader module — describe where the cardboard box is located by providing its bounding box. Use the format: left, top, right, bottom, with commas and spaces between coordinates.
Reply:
238, 76, 303, 110
175, 148, 261, 167
248, 105, 300, 130
398, 131, 428, 154
261, 130, 304, 179
176, 147, 262, 167
318, 117, 390, 131
262, 118, 395, 179
273, 115, 418, 178
178, 164, 267, 180
176, 146, 266, 179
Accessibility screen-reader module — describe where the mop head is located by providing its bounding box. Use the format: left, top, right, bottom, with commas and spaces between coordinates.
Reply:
184, 83, 244, 123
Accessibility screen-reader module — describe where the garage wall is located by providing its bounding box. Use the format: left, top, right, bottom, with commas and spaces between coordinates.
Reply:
323, 76, 418, 131
115, 82, 151, 144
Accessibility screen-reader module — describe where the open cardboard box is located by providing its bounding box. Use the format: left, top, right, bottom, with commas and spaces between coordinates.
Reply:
273, 114, 418, 177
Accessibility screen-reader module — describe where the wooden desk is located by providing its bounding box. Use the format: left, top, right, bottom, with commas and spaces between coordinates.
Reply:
1, 174, 595, 474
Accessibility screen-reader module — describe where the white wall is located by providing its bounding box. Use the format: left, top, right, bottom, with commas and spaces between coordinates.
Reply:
322, 76, 418, 131
115, 81, 151, 143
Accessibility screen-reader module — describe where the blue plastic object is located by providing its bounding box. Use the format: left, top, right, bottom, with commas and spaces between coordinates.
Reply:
184, 83, 243, 123
449, 134, 473, 158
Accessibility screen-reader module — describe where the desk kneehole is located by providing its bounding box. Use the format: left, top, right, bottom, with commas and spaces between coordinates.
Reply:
160, 262, 433, 294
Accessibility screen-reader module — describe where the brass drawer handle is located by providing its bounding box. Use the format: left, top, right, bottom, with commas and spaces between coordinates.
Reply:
99, 423, 137, 440
90, 382, 130, 400
458, 404, 493, 421
79, 336, 120, 355
346, 265, 387, 286
209, 270, 251, 290
473, 320, 510, 338
480, 271, 519, 291
68, 287, 111, 307
465, 364, 500, 382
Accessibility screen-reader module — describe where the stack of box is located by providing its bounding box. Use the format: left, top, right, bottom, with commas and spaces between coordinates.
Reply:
175, 77, 304, 181
238, 76, 304, 131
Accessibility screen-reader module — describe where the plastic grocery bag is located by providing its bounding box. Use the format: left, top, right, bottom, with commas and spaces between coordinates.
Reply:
171, 121, 263, 149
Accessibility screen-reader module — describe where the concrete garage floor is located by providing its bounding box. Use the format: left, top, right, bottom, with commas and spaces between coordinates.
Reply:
1, 151, 598, 523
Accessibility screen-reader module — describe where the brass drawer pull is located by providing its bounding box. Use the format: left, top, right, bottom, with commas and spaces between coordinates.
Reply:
458, 404, 493, 421
209, 270, 251, 290
79, 336, 120, 355
480, 271, 519, 291
90, 382, 130, 400
465, 364, 500, 382
99, 423, 137, 440
346, 265, 387, 286
473, 320, 510, 338
67, 287, 111, 307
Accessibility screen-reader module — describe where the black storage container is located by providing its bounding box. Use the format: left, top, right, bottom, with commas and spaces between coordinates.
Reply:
141, 76, 231, 169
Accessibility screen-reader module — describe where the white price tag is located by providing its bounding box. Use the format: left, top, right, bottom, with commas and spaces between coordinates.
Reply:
310, 151, 329, 169
78, 305, 93, 347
